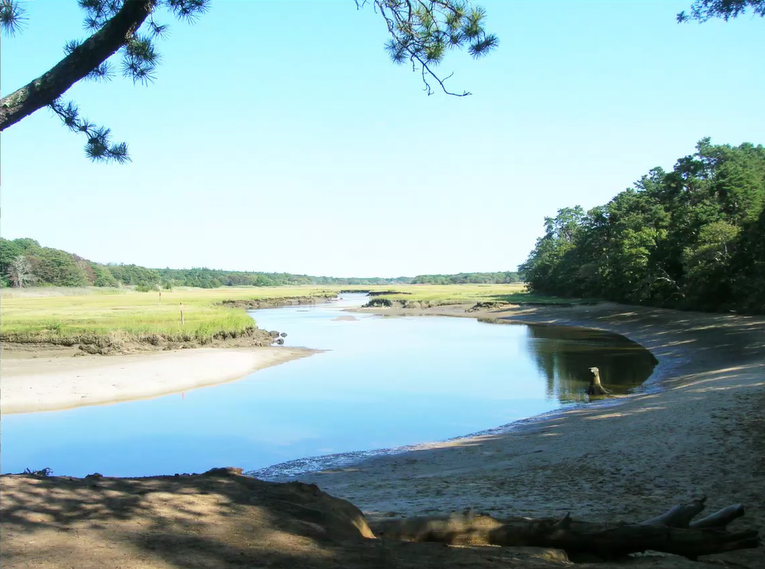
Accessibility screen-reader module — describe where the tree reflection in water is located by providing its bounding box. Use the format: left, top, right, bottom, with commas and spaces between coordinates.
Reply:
524, 325, 658, 403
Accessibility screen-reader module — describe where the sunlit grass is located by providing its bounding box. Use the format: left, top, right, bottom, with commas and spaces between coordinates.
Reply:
0, 286, 337, 342
367, 283, 529, 303
0, 284, 576, 345
343, 283, 578, 306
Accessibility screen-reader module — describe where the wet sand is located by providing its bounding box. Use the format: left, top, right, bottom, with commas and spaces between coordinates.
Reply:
0, 346, 316, 414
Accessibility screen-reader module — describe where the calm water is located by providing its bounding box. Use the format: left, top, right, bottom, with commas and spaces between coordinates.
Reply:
0, 294, 656, 477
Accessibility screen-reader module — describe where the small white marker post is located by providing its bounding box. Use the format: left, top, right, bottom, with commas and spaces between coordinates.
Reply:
180, 302, 185, 325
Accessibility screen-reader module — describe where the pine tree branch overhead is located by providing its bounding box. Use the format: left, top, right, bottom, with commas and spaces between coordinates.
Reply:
0, 0, 492, 163
678, 0, 765, 22
0, 0, 26, 35
0, 0, 155, 133
361, 0, 499, 96
1, 0, 760, 164
0, 0, 209, 162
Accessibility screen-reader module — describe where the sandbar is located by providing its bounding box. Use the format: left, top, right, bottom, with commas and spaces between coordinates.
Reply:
1, 346, 315, 414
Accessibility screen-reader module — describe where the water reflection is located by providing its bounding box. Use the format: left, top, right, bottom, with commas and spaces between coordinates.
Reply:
0, 295, 657, 477
525, 325, 658, 402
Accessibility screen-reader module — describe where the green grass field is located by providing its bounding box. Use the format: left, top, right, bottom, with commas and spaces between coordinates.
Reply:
361, 283, 566, 305
0, 286, 337, 344
0, 283, 576, 347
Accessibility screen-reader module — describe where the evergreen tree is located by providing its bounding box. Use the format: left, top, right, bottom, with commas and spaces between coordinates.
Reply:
0, 0, 496, 161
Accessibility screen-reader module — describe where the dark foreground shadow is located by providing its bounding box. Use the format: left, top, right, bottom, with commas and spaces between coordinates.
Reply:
1, 469, 582, 569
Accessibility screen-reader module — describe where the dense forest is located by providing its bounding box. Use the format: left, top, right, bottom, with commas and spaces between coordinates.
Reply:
520, 139, 765, 313
0, 240, 519, 289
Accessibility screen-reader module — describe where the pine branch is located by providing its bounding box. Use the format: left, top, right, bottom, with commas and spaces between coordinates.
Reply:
49, 99, 130, 164
369, 0, 497, 96
0, 0, 26, 36
0, 0, 156, 132
678, 0, 765, 22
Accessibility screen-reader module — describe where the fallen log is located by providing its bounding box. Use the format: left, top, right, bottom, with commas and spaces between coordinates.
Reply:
372, 499, 761, 561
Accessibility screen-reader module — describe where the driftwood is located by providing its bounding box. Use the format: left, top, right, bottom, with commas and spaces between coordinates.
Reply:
639, 496, 707, 527
373, 498, 761, 561
587, 366, 611, 396
690, 504, 746, 529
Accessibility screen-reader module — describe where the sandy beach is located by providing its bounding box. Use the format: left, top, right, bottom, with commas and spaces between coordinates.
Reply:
0, 346, 316, 414
274, 302, 765, 565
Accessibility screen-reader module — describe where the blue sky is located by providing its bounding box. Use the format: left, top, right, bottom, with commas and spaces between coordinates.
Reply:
2, 1, 763, 277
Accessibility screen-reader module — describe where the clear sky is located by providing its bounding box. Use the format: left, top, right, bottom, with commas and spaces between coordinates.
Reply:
2, 1, 763, 277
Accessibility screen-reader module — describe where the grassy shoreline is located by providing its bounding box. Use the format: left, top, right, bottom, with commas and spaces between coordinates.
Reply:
0, 284, 562, 354
0, 286, 340, 354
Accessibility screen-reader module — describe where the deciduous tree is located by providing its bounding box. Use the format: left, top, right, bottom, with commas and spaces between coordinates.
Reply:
521, 140, 765, 313
6, 255, 35, 288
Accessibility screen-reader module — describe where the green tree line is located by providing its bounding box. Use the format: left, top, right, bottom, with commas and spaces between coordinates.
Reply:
0, 238, 161, 289
412, 272, 520, 285
0, 239, 524, 290
0, 240, 416, 289
520, 139, 765, 313
153, 268, 413, 289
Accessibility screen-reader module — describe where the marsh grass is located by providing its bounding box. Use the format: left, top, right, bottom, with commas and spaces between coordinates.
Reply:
1, 284, 575, 349
0, 286, 337, 346
347, 283, 582, 306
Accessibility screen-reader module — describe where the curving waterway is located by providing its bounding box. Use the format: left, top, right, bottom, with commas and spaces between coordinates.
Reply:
0, 294, 656, 478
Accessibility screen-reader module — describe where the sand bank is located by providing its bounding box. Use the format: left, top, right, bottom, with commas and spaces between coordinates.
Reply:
0, 346, 315, 414
279, 302, 765, 566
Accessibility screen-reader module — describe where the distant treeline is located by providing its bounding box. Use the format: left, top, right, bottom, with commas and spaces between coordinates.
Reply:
521, 139, 765, 313
153, 268, 412, 289
0, 238, 523, 290
0, 241, 415, 289
411, 272, 520, 285
7, 240, 520, 289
